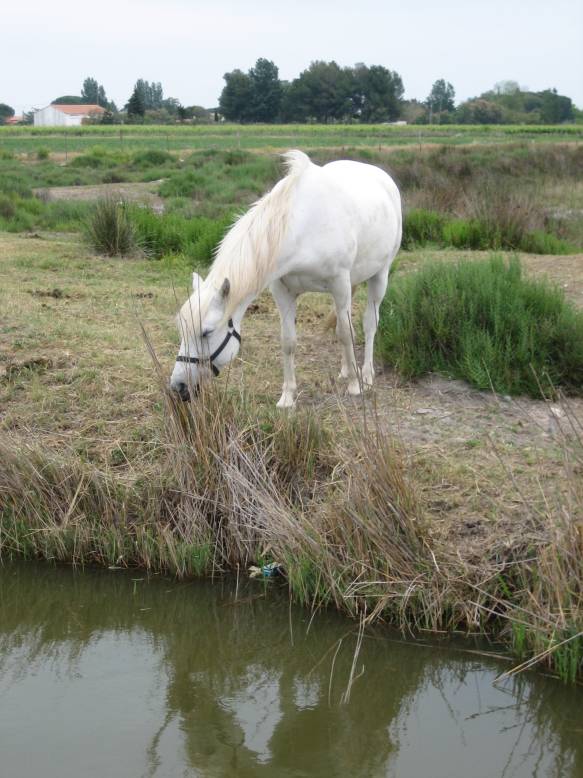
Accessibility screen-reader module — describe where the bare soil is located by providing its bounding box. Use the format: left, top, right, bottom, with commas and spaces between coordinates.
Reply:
33, 181, 165, 212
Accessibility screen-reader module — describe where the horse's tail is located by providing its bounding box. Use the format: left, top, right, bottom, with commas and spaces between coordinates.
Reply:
324, 286, 358, 331
282, 149, 312, 178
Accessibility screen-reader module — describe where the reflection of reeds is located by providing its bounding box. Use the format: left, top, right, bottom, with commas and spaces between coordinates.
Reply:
0, 349, 581, 682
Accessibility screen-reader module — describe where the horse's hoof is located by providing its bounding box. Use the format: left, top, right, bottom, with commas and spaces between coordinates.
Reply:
347, 381, 362, 396
276, 395, 296, 409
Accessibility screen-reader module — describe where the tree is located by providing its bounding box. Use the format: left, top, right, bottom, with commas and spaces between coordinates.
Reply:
53, 95, 83, 104
351, 64, 404, 122
456, 99, 503, 124
540, 88, 573, 123
494, 80, 520, 96
426, 79, 455, 118
126, 83, 146, 120
284, 61, 353, 123
81, 77, 99, 104
219, 69, 254, 121
0, 103, 15, 124
249, 58, 282, 122
80, 77, 111, 108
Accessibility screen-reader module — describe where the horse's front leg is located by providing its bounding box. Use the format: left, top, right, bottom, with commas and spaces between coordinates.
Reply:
331, 274, 360, 396
270, 279, 298, 409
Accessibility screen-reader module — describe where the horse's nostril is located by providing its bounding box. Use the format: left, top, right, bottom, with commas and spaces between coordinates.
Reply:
174, 382, 190, 402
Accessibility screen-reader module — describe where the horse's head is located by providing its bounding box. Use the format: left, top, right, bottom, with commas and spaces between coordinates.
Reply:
170, 272, 241, 401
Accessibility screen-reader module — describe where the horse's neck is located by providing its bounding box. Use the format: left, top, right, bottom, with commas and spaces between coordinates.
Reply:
207, 246, 280, 327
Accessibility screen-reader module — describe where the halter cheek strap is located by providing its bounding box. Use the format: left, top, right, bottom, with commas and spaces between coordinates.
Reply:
176, 319, 241, 377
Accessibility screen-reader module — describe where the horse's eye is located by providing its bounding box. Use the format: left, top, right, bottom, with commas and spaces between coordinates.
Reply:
202, 328, 213, 338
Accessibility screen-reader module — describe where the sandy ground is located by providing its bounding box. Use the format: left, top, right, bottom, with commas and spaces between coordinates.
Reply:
33, 181, 166, 212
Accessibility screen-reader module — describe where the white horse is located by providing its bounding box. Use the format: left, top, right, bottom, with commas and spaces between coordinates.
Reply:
170, 150, 402, 407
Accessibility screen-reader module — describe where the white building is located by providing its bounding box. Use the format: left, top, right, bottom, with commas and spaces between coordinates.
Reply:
33, 104, 106, 127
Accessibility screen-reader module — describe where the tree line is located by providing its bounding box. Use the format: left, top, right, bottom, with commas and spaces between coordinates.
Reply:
218, 61, 578, 125
1, 66, 580, 126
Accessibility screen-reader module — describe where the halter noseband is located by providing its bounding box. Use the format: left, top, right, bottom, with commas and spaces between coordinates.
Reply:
175, 319, 241, 377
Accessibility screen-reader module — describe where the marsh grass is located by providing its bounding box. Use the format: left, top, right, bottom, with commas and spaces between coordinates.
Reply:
85, 197, 137, 256
378, 256, 583, 397
1, 361, 581, 681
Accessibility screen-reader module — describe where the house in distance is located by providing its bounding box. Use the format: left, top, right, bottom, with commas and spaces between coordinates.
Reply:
33, 104, 105, 126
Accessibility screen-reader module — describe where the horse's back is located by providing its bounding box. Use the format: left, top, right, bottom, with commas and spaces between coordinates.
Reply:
280, 158, 401, 288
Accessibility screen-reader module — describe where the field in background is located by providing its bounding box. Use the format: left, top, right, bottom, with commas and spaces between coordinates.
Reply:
1, 122, 583, 156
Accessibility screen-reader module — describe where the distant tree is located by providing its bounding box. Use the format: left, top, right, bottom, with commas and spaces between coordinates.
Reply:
178, 105, 212, 122
249, 58, 282, 121
81, 77, 99, 104
426, 79, 456, 118
219, 69, 254, 121
126, 83, 146, 120
456, 99, 503, 124
161, 97, 181, 115
351, 64, 404, 122
540, 88, 573, 123
52, 95, 84, 104
494, 80, 520, 96
0, 103, 15, 124
79, 77, 112, 109
400, 98, 428, 124
284, 61, 353, 123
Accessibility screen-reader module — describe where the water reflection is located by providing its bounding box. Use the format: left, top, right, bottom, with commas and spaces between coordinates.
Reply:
0, 562, 580, 778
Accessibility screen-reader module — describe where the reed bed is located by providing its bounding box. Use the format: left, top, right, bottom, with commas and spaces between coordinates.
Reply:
1, 369, 581, 682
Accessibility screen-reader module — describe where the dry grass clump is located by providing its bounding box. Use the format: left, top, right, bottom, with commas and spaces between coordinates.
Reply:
1, 376, 581, 682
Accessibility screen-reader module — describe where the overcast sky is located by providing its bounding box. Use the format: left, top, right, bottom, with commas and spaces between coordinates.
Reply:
3, 0, 582, 114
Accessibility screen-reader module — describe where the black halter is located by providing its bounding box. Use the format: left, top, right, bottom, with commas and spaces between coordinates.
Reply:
175, 319, 241, 377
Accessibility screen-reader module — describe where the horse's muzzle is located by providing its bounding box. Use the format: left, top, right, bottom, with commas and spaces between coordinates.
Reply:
172, 381, 192, 402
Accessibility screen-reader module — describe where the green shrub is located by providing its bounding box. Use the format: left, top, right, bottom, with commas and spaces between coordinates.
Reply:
402, 209, 446, 247
132, 149, 174, 168
85, 198, 135, 256
402, 207, 574, 255
377, 256, 583, 397
130, 207, 232, 265
0, 193, 16, 220
36, 147, 50, 160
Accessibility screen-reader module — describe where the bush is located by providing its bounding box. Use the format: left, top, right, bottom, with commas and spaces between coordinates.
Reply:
132, 149, 174, 168
130, 207, 232, 265
36, 147, 50, 160
85, 198, 136, 256
402, 207, 574, 254
402, 209, 446, 248
377, 256, 583, 397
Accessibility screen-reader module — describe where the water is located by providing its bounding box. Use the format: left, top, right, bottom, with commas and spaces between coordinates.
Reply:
0, 561, 581, 778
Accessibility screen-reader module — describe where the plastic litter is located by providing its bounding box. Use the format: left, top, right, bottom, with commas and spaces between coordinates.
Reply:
249, 562, 283, 579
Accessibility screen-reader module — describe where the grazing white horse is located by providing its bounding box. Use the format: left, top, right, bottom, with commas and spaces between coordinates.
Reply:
170, 150, 402, 407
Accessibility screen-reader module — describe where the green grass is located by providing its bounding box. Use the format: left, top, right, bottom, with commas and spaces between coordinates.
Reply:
403, 208, 575, 254
378, 255, 583, 397
1, 123, 582, 155
2, 142, 582, 254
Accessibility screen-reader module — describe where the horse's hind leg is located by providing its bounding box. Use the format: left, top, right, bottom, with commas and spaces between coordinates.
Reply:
331, 274, 360, 395
362, 269, 389, 387
271, 279, 298, 409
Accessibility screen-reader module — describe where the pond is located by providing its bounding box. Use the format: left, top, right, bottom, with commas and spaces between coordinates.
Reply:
0, 561, 581, 777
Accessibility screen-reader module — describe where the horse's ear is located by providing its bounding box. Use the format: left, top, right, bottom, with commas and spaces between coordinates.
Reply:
192, 272, 203, 292
220, 278, 230, 299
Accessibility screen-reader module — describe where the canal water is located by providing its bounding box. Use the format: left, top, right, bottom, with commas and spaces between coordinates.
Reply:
0, 561, 581, 777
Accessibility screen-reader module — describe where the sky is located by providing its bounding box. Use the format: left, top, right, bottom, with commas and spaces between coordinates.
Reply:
3, 0, 582, 114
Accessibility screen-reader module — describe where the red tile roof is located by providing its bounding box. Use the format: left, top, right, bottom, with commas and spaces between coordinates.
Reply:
51, 104, 106, 115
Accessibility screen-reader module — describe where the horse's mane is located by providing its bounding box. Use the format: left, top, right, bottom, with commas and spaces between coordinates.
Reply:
206, 150, 311, 317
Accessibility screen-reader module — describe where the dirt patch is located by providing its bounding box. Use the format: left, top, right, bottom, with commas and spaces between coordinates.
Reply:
33, 181, 165, 212
28, 287, 71, 300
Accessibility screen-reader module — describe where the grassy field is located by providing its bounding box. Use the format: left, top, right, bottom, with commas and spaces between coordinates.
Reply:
1, 130, 582, 681
1, 122, 583, 156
